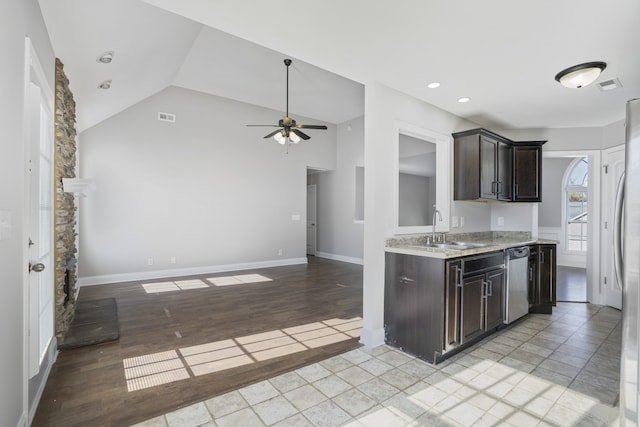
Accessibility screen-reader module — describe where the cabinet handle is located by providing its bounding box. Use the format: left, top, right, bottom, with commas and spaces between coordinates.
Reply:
497, 181, 502, 195
514, 183, 519, 196
482, 281, 488, 299
492, 181, 497, 195
487, 279, 493, 297
529, 267, 533, 281
399, 276, 415, 284
541, 251, 545, 264
456, 267, 463, 288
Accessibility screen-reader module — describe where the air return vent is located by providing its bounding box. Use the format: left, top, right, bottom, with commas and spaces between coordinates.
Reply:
158, 112, 176, 123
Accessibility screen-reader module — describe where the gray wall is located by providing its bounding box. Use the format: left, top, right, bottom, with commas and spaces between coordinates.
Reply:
78, 86, 336, 281
1, 0, 55, 425
310, 117, 364, 261
539, 157, 573, 227
398, 173, 433, 226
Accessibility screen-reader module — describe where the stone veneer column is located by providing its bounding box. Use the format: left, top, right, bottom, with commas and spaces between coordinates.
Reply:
54, 58, 78, 338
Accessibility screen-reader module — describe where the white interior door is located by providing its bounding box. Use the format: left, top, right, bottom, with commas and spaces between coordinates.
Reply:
603, 145, 625, 310
25, 41, 55, 377
306, 185, 317, 255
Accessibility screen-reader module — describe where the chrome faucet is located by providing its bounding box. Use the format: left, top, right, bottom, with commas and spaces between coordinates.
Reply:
432, 205, 442, 243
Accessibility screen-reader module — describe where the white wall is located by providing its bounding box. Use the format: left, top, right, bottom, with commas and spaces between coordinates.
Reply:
310, 117, 364, 263
1, 1, 54, 425
361, 82, 477, 346
78, 86, 336, 283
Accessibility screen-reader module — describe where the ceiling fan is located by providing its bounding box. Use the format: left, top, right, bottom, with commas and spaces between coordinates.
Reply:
247, 58, 327, 146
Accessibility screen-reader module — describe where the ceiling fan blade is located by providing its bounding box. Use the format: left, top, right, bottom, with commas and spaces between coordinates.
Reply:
291, 128, 310, 140
296, 124, 328, 130
263, 129, 283, 139
246, 124, 280, 127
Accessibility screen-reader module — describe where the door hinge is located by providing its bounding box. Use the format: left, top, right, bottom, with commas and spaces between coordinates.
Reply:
604, 276, 607, 285
28, 237, 34, 247
604, 221, 608, 229
604, 164, 609, 174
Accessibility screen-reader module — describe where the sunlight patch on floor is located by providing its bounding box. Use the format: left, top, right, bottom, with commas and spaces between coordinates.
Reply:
142, 279, 210, 293
207, 274, 273, 286
122, 317, 362, 391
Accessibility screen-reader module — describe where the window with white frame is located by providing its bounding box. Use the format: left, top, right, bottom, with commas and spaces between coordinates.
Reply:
565, 157, 588, 252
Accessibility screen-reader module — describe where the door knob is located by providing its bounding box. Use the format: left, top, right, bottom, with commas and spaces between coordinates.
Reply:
29, 263, 45, 273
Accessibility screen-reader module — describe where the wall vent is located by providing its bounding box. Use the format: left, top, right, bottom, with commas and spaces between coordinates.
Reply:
598, 78, 622, 92
158, 112, 176, 123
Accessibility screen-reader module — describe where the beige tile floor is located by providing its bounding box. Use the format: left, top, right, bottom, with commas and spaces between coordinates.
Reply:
131, 303, 622, 427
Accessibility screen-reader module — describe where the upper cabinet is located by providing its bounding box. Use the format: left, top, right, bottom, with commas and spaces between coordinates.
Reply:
512, 142, 544, 202
453, 128, 546, 202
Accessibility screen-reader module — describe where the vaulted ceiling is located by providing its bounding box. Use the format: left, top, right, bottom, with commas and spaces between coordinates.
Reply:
39, 0, 639, 133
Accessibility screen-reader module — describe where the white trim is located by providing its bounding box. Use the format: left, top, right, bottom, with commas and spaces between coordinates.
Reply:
315, 251, 364, 265
28, 338, 57, 425
393, 120, 451, 235
359, 326, 386, 348
77, 258, 308, 286
17, 412, 27, 427
543, 149, 601, 304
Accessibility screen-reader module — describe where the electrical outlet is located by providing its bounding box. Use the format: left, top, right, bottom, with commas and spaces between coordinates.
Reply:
460, 217, 465, 227
170, 256, 176, 264
498, 216, 505, 226
451, 216, 459, 228
278, 249, 283, 256
147, 258, 154, 266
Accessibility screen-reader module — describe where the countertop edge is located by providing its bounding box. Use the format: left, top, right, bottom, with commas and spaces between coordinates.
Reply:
385, 239, 558, 259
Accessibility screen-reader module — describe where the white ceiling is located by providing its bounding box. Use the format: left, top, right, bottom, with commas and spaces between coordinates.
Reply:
39, 0, 640, 134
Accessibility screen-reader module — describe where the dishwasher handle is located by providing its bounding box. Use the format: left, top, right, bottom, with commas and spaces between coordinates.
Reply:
508, 246, 530, 259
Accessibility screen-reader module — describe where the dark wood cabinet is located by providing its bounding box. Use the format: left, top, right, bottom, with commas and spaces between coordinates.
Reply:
454, 128, 546, 202
528, 244, 556, 313
513, 143, 544, 202
460, 273, 486, 343
455, 129, 512, 201
384, 252, 445, 362
485, 268, 505, 330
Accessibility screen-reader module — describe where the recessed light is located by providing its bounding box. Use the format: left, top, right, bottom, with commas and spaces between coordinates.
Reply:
427, 82, 441, 89
98, 80, 112, 90
97, 51, 114, 64
458, 97, 471, 103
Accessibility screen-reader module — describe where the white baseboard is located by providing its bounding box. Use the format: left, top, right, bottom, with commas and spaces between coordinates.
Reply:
314, 251, 363, 265
17, 412, 27, 427
78, 258, 308, 286
28, 338, 57, 425
359, 327, 385, 348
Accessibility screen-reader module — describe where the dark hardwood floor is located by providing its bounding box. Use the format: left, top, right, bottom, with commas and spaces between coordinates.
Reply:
556, 265, 587, 302
33, 257, 363, 427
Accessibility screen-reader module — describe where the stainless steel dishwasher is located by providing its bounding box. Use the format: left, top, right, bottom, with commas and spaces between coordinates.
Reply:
504, 246, 530, 324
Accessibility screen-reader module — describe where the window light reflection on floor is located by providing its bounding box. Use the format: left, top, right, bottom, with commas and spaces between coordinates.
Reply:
141, 274, 272, 293
122, 317, 362, 392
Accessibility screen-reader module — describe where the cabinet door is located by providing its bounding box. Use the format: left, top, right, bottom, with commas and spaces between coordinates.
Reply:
528, 248, 538, 306
480, 135, 498, 199
513, 145, 542, 202
384, 253, 418, 350
460, 273, 485, 344
445, 260, 462, 350
485, 269, 504, 330
497, 141, 513, 201
538, 245, 556, 306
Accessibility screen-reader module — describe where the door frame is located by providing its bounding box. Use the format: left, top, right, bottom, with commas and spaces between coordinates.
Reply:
23, 37, 56, 423
542, 150, 601, 304
602, 144, 625, 309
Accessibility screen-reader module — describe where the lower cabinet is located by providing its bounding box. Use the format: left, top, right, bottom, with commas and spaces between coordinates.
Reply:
528, 244, 557, 313
386, 251, 505, 363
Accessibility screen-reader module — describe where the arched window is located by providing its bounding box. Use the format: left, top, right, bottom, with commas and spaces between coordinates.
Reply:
565, 157, 588, 251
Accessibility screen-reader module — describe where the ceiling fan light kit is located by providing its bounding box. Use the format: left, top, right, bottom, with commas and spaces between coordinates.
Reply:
555, 61, 607, 89
247, 58, 327, 152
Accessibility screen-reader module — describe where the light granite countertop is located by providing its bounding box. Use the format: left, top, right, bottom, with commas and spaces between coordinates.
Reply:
385, 231, 558, 259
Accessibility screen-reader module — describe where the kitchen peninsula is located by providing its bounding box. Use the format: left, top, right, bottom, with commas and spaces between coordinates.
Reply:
384, 231, 557, 364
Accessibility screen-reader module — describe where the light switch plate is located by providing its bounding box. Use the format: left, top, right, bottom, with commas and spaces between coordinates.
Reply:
451, 216, 459, 228
291, 214, 301, 221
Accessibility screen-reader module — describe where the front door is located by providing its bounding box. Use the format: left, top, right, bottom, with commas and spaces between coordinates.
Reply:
25, 40, 55, 377
603, 145, 625, 310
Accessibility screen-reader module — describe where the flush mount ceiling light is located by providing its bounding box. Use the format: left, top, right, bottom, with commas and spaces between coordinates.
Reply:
554, 61, 607, 89
427, 82, 441, 89
96, 51, 114, 63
